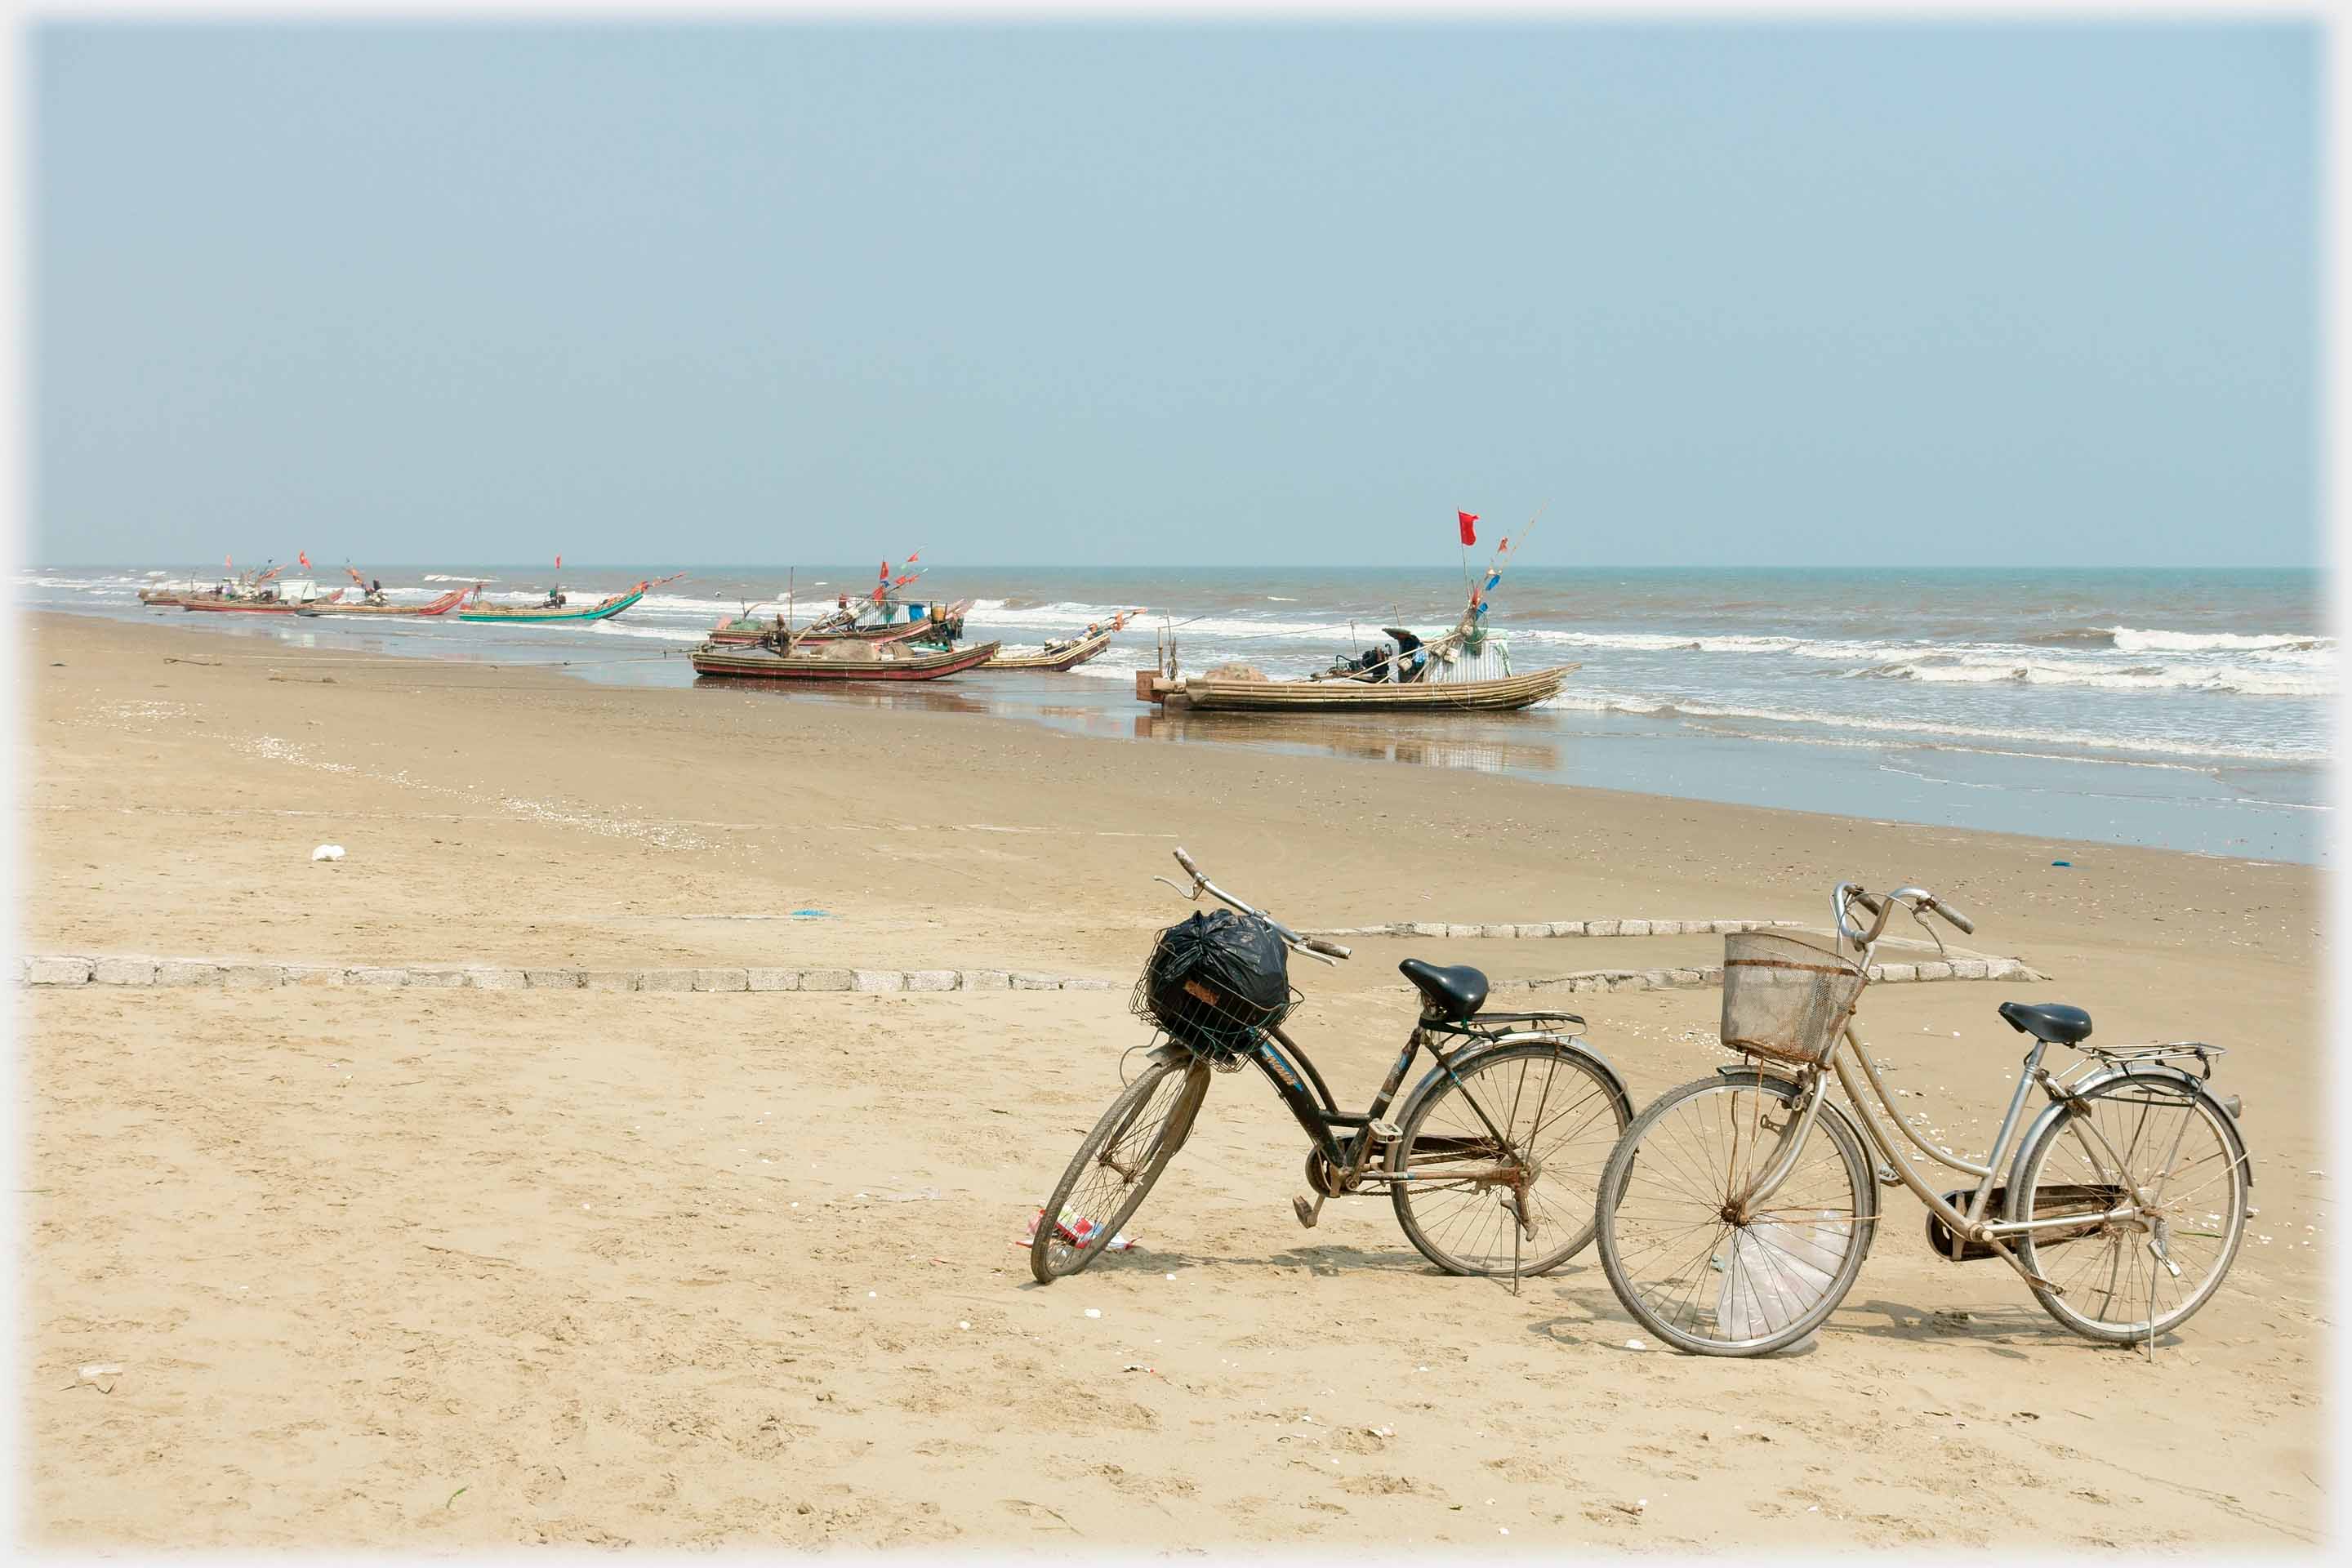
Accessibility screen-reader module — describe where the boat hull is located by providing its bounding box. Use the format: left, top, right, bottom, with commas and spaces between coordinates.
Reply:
181, 590, 348, 613
985, 629, 1115, 672
692, 640, 1002, 683
459, 586, 648, 624
1143, 662, 1576, 713
300, 587, 471, 617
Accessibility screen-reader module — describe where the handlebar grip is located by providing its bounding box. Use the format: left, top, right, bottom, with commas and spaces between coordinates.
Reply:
1299, 936, 1352, 960
1174, 847, 1201, 880
1930, 899, 1975, 936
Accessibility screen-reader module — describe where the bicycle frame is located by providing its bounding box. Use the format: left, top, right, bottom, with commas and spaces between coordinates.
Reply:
1240, 1020, 1535, 1190
1720, 880, 2183, 1292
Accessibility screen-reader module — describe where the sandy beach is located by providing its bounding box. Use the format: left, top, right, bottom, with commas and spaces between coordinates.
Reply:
17, 610, 2329, 1549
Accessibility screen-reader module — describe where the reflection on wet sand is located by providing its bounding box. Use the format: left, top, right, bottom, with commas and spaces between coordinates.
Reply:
1133, 710, 1561, 777
689, 675, 996, 717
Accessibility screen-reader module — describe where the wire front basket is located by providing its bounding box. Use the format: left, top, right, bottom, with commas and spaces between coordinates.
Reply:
1720, 930, 1868, 1067
1129, 927, 1300, 1062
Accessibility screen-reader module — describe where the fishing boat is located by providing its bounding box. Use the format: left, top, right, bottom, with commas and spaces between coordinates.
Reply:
182, 579, 348, 613
1136, 519, 1576, 713
1138, 661, 1574, 712
147, 562, 287, 608
691, 637, 1002, 683
983, 608, 1144, 672
457, 573, 680, 625
300, 585, 472, 617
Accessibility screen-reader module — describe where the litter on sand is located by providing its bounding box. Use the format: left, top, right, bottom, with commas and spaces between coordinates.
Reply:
310, 844, 345, 862
1019, 1206, 1137, 1252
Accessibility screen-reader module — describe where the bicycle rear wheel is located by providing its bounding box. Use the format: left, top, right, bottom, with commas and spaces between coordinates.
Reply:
1594, 1072, 1874, 1356
2011, 1075, 2249, 1345
1389, 1041, 1630, 1276
1030, 1045, 1209, 1284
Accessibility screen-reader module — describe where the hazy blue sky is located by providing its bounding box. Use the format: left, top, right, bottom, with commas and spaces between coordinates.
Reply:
33, 22, 2317, 568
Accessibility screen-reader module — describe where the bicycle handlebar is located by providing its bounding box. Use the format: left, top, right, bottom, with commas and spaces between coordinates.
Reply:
1836, 881, 1977, 945
1168, 847, 1352, 963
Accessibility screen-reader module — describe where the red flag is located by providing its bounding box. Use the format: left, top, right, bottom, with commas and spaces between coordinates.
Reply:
555, 554, 563, 569
225, 555, 231, 568
879, 560, 889, 581
298, 550, 310, 568
1458, 510, 1479, 546
905, 550, 920, 565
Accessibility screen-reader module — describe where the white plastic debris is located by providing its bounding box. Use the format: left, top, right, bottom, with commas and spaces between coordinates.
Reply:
1084, 1307, 1102, 1319
311, 844, 345, 862
1624, 1339, 1648, 1351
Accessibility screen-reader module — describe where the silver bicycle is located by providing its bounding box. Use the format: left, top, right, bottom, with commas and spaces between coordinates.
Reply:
1593, 880, 2251, 1356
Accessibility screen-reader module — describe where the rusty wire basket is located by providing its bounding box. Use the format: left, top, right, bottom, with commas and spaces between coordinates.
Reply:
1719, 930, 1869, 1066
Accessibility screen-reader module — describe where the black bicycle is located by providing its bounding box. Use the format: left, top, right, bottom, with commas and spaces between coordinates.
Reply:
1031, 848, 1635, 1285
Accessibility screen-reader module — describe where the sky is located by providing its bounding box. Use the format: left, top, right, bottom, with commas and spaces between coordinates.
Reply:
30, 20, 2319, 569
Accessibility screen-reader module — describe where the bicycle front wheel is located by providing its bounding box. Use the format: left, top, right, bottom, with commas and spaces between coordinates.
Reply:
1595, 1072, 1875, 1356
1388, 1042, 1631, 1277
1030, 1045, 1209, 1285
2011, 1075, 2249, 1346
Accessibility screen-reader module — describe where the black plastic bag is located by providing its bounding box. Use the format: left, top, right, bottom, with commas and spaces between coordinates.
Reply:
1138, 907, 1292, 1046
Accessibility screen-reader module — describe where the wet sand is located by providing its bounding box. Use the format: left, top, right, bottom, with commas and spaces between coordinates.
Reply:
18, 612, 2329, 1548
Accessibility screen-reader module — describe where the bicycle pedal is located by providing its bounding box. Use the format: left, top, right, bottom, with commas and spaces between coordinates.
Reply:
1292, 1193, 1320, 1229
1370, 1120, 1402, 1142
1877, 1164, 1902, 1187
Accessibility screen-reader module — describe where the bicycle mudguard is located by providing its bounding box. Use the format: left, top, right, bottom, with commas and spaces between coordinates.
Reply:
2002, 1061, 2252, 1210
1396, 1036, 1635, 1135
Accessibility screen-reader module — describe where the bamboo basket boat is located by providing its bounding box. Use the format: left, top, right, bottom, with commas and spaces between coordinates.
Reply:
691, 639, 1001, 683
984, 626, 1116, 672
1142, 662, 1575, 712
457, 574, 678, 625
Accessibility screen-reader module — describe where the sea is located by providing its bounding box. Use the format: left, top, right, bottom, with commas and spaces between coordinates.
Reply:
18, 564, 2332, 866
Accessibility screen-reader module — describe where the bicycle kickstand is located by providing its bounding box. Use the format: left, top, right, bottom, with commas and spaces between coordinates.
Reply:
1499, 1192, 1526, 1296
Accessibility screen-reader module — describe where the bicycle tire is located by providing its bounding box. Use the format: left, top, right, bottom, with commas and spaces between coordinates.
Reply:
1030, 1045, 1209, 1285
1594, 1072, 1875, 1356
2011, 1073, 2249, 1346
1388, 1041, 1630, 1277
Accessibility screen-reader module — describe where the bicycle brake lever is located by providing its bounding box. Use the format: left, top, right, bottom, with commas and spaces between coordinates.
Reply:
1909, 902, 1949, 956
1152, 875, 1201, 901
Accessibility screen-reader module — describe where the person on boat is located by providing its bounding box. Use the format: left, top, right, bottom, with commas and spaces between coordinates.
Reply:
1391, 628, 1428, 684
541, 586, 567, 608
366, 577, 388, 605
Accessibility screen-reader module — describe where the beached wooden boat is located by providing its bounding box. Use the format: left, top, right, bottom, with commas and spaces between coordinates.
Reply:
707, 597, 973, 647
986, 626, 1116, 672
299, 586, 472, 617
984, 608, 1143, 671
182, 584, 348, 613
458, 574, 677, 625
691, 639, 1002, 683
1138, 662, 1575, 712
710, 614, 933, 648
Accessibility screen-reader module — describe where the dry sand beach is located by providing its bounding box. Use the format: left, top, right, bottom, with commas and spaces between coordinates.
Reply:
17, 611, 2330, 1548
